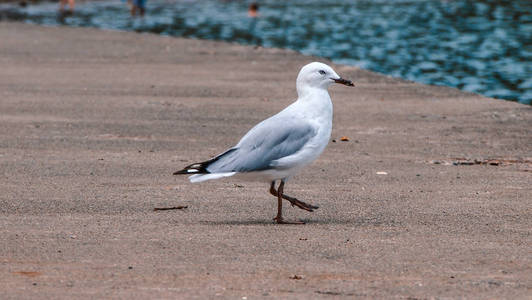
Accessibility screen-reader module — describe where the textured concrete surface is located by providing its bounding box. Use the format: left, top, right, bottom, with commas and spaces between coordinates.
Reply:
0, 22, 531, 299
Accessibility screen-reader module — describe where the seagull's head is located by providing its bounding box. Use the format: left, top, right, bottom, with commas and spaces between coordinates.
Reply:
296, 62, 354, 94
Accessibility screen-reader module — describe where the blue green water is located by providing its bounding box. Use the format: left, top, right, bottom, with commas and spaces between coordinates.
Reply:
1, 0, 531, 104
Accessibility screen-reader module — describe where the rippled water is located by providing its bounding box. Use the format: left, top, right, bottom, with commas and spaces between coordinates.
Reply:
1, 0, 531, 104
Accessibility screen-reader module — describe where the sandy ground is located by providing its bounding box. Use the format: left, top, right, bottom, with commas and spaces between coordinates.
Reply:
0, 22, 531, 299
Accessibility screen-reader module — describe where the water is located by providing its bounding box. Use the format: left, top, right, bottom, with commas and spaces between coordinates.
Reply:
1, 0, 531, 104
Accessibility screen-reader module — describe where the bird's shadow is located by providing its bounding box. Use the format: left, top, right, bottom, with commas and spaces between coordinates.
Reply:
199, 219, 276, 226
199, 217, 398, 226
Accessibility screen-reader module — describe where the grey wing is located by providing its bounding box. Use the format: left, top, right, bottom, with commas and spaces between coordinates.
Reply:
206, 117, 317, 173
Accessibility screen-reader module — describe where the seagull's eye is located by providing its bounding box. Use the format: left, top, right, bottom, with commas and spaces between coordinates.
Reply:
319, 70, 326, 75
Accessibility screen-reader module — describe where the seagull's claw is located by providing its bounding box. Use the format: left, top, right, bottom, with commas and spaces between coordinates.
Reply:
286, 197, 319, 212
273, 217, 305, 225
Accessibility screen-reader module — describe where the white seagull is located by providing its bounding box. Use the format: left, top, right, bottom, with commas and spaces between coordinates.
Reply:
174, 62, 354, 224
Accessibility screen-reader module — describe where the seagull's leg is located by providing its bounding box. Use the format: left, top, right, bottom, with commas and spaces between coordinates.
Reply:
269, 181, 319, 212
273, 180, 305, 225
273, 181, 283, 223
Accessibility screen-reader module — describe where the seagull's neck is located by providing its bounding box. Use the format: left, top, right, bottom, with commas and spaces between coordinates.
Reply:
295, 86, 333, 120
297, 86, 331, 104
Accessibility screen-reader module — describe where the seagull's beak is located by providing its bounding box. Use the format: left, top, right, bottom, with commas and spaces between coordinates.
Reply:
333, 77, 354, 86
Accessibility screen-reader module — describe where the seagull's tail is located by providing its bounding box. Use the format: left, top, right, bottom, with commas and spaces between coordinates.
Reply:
188, 172, 237, 183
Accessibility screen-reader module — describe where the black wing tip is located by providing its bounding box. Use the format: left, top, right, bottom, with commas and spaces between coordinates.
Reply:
173, 148, 237, 176
173, 162, 210, 175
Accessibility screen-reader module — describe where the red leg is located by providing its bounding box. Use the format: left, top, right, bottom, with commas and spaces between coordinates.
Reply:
270, 182, 319, 212
272, 181, 305, 225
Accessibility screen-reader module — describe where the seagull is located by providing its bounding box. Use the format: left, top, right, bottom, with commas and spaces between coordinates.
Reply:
174, 62, 354, 224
